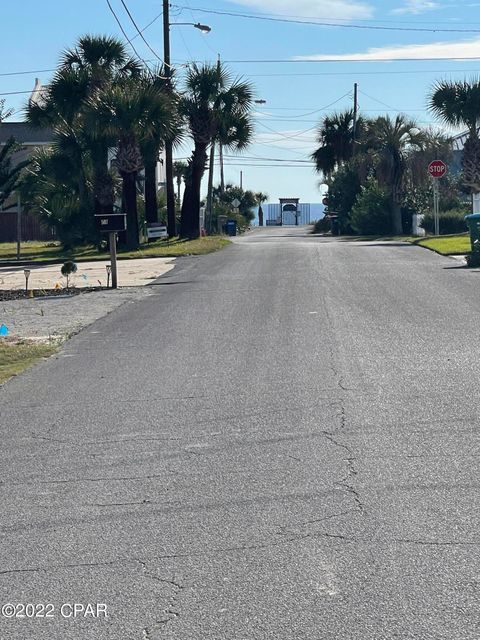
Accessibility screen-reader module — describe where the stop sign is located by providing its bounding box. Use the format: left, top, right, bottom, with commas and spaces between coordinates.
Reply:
428, 160, 447, 178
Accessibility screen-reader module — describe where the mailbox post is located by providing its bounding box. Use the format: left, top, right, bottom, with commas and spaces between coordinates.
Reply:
95, 213, 126, 289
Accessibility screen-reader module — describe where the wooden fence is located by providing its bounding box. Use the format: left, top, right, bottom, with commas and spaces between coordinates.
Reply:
0, 212, 55, 243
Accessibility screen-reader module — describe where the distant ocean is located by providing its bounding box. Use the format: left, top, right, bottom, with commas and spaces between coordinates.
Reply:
252, 203, 326, 225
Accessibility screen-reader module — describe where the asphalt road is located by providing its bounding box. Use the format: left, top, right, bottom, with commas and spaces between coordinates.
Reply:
1, 226, 479, 639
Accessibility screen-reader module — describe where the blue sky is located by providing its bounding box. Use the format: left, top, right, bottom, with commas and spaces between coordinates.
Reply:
1, 0, 480, 205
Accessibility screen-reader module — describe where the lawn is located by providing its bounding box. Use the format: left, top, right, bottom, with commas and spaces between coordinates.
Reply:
0, 236, 231, 263
0, 340, 57, 385
411, 234, 470, 256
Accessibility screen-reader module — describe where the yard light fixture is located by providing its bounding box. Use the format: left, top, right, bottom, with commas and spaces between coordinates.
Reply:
106, 265, 112, 288
23, 269, 31, 294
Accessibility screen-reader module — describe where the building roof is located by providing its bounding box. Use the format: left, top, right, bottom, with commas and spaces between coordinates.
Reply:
452, 128, 480, 152
0, 121, 54, 145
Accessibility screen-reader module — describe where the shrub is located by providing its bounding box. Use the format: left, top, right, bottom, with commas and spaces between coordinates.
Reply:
350, 181, 392, 235
327, 164, 361, 234
420, 208, 469, 235
312, 217, 330, 233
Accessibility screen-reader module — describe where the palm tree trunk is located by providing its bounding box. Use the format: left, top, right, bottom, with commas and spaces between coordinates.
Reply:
92, 146, 112, 216
122, 171, 140, 249
144, 158, 158, 224
391, 198, 403, 235
180, 144, 207, 239
176, 176, 182, 206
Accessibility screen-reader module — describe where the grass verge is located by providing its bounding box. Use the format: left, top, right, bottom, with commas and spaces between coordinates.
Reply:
410, 234, 470, 256
0, 339, 57, 385
0, 236, 231, 264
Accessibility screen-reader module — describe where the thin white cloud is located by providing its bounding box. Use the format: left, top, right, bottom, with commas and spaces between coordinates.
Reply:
392, 0, 439, 14
295, 37, 480, 61
228, 0, 373, 20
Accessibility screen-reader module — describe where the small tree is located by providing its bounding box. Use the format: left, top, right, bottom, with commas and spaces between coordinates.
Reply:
61, 260, 78, 289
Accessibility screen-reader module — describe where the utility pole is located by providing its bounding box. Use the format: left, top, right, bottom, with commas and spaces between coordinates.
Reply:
205, 55, 221, 234
240, 171, 243, 190
16, 193, 21, 261
206, 142, 215, 234
163, 0, 176, 237
352, 82, 358, 156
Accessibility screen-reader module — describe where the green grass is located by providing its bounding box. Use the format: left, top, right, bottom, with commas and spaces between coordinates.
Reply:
411, 234, 470, 256
338, 235, 416, 242
336, 233, 471, 256
0, 340, 57, 385
0, 236, 231, 263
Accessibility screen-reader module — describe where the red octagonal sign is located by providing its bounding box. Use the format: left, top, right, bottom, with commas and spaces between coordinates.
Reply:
428, 159, 447, 178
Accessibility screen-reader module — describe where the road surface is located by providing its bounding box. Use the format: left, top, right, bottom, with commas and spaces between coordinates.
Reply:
1, 227, 479, 639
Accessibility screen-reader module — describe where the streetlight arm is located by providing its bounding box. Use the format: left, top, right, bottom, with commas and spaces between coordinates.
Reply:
171, 22, 211, 32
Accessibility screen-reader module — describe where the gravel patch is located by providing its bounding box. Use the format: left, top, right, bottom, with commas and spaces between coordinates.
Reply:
0, 286, 155, 340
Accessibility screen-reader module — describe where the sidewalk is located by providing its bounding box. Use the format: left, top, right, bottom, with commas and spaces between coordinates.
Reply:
0, 257, 176, 340
0, 257, 175, 289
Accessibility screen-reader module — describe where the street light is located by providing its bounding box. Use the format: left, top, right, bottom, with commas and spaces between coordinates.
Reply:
174, 22, 212, 33
163, 1, 212, 237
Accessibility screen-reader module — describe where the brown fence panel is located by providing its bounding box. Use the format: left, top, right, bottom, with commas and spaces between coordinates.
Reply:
0, 212, 56, 242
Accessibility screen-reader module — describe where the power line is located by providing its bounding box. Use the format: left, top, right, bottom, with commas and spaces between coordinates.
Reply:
0, 90, 38, 97
105, 0, 144, 61
255, 91, 352, 121
358, 90, 397, 111
174, 4, 480, 26
217, 57, 480, 64
224, 154, 313, 162
118, 0, 165, 63
218, 163, 315, 168
130, 11, 163, 41
171, 4, 480, 34
248, 68, 480, 78
1, 63, 479, 80
256, 121, 319, 141
0, 68, 56, 77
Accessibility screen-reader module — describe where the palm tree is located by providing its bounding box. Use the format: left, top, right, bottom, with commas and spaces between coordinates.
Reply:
173, 160, 188, 208
428, 79, 480, 203
139, 66, 181, 226
255, 191, 268, 226
312, 110, 363, 178
21, 147, 96, 247
368, 115, 425, 235
60, 34, 142, 84
87, 79, 176, 249
27, 35, 141, 221
179, 63, 254, 238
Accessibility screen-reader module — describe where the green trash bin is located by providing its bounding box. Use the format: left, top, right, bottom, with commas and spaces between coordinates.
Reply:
465, 213, 480, 253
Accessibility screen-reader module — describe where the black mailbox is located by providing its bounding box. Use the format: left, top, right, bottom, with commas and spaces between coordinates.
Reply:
94, 214, 126, 232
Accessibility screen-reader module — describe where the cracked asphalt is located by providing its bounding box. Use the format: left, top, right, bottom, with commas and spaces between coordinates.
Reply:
1, 226, 479, 639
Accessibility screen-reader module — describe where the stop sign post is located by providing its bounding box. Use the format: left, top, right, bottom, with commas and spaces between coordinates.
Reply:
428, 160, 447, 236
